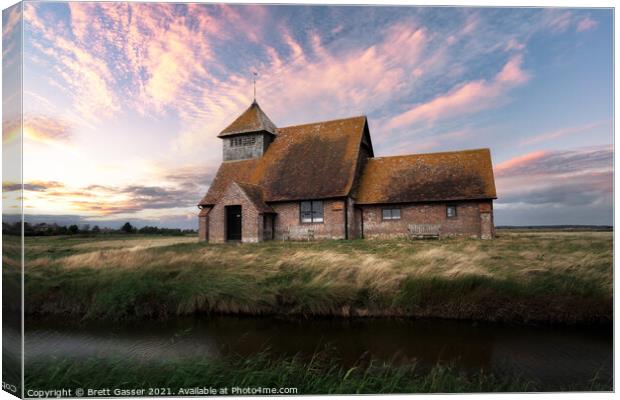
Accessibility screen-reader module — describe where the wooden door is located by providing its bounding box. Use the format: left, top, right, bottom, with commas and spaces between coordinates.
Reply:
226, 205, 242, 241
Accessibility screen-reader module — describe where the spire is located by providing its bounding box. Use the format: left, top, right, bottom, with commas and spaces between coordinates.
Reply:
217, 101, 277, 138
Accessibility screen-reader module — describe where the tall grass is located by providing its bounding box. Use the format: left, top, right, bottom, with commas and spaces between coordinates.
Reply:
24, 351, 537, 394
24, 349, 612, 394
18, 231, 613, 324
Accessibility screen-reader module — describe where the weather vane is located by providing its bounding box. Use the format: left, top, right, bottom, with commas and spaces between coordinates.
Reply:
253, 71, 258, 102
252, 71, 258, 103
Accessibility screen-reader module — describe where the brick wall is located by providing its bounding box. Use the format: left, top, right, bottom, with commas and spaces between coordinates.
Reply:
207, 183, 262, 243
346, 197, 358, 239
479, 201, 495, 239
198, 207, 210, 241
271, 199, 346, 240
202, 192, 494, 242
360, 201, 494, 239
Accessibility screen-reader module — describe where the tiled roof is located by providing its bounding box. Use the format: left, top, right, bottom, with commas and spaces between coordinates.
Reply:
199, 159, 259, 205
355, 148, 497, 204
234, 182, 274, 213
253, 116, 368, 201
199, 116, 369, 205
217, 101, 277, 137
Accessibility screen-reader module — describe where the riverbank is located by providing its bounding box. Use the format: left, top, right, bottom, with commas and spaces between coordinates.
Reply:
12, 230, 612, 324
23, 350, 611, 393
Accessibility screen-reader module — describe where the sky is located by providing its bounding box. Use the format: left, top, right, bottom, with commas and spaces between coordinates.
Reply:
2, 3, 614, 228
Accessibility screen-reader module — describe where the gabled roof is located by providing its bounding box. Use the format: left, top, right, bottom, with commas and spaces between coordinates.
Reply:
199, 159, 259, 205
234, 182, 274, 213
253, 116, 368, 201
355, 148, 497, 204
218, 101, 277, 137
199, 115, 370, 205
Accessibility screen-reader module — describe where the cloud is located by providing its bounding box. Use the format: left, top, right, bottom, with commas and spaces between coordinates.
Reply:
494, 150, 547, 175
25, 4, 120, 123
24, 164, 216, 216
24, 2, 220, 121
576, 16, 598, 32
63, 183, 203, 215
505, 38, 525, 51
172, 21, 437, 156
384, 54, 529, 131
495, 145, 612, 178
2, 117, 21, 145
2, 4, 21, 38
499, 175, 611, 207
495, 146, 612, 211
542, 10, 599, 34
4, 180, 64, 192
24, 115, 72, 144
519, 121, 607, 146
545, 10, 573, 33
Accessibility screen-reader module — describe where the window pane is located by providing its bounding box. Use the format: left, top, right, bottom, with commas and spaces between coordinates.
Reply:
301, 201, 312, 212
312, 201, 323, 221
447, 206, 456, 217
301, 211, 313, 223
382, 209, 391, 220
392, 209, 401, 219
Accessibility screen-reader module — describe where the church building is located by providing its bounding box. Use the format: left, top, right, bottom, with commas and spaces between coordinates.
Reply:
198, 101, 497, 242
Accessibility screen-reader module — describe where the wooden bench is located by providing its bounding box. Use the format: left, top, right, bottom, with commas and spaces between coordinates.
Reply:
408, 224, 441, 239
285, 226, 315, 241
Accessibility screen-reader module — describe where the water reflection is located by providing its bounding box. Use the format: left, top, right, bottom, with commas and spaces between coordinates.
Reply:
25, 316, 612, 389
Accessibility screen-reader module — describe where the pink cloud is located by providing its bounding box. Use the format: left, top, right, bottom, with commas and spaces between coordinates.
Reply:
494, 146, 612, 208
460, 13, 479, 35
495, 145, 612, 178
25, 3, 120, 122
545, 10, 572, 33
494, 150, 548, 176
505, 38, 525, 51
384, 54, 529, 131
172, 22, 435, 156
24, 115, 72, 144
577, 16, 598, 32
520, 121, 607, 146
2, 5, 21, 37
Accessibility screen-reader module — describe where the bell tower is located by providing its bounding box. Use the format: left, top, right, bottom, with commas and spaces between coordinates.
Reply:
218, 101, 277, 161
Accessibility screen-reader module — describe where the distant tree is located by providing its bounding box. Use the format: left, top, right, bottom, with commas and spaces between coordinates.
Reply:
81, 224, 91, 232
92, 225, 101, 233
68, 224, 79, 234
121, 222, 135, 234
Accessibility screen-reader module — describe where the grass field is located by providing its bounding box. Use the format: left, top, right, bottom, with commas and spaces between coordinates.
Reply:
6, 230, 612, 324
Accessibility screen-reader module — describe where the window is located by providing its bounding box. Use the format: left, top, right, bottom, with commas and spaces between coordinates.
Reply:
382, 208, 401, 220
446, 205, 457, 218
300, 201, 324, 223
230, 136, 256, 147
